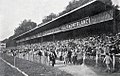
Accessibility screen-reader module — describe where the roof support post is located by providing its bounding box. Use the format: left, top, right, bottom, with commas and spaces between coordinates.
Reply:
41, 37, 43, 43
113, 8, 117, 34
53, 34, 55, 41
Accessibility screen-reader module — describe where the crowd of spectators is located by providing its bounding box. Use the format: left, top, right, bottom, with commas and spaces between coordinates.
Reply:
6, 33, 120, 70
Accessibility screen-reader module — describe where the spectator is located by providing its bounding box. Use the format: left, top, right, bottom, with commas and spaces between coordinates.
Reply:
38, 50, 42, 63
49, 52, 56, 67
72, 51, 77, 65
103, 53, 112, 73
67, 50, 72, 64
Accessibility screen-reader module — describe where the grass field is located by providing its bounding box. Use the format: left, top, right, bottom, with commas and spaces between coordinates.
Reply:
0, 58, 24, 76
1, 54, 72, 76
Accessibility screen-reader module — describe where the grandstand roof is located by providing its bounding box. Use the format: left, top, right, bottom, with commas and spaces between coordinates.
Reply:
13, 0, 113, 40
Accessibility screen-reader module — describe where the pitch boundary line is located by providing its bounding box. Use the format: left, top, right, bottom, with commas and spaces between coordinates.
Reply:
0, 57, 28, 76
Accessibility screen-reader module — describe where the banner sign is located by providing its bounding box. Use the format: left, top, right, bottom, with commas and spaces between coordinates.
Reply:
17, 10, 113, 43
90, 9, 113, 25
61, 17, 90, 32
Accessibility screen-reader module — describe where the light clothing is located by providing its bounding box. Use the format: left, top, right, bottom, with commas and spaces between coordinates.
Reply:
104, 55, 112, 65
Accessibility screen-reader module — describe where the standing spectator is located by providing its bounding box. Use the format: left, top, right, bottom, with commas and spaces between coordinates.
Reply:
103, 53, 112, 73
110, 46, 117, 72
38, 50, 42, 63
44, 51, 48, 65
72, 51, 77, 65
67, 50, 72, 64
60, 51, 63, 61
47, 51, 51, 65
63, 51, 68, 64
50, 52, 56, 67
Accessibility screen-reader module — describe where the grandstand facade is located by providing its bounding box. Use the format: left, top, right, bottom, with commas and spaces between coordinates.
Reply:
13, 0, 119, 47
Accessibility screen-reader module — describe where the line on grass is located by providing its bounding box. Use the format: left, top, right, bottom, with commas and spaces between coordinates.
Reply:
0, 57, 28, 76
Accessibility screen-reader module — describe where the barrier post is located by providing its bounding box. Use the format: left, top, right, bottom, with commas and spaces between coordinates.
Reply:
83, 52, 86, 65
112, 53, 115, 71
14, 56, 16, 66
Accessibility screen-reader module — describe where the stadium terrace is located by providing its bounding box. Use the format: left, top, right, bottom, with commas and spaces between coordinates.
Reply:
13, 0, 120, 46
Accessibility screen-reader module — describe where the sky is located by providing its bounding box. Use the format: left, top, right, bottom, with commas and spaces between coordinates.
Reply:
0, 0, 119, 41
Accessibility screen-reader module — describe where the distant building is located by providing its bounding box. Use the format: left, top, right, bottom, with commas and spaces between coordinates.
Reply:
0, 42, 6, 52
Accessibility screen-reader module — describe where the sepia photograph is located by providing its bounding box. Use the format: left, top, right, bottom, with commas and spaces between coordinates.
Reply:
0, 0, 120, 76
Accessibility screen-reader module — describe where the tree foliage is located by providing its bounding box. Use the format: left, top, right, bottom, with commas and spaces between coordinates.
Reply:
14, 19, 37, 36
59, 0, 113, 16
98, 0, 112, 5
42, 13, 57, 23
2, 19, 37, 47
42, 0, 113, 23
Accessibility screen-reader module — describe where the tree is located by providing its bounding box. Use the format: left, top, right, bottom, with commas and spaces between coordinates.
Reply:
14, 19, 37, 36
98, 0, 112, 5
42, 13, 57, 23
59, 0, 92, 16
42, 0, 113, 23
59, 0, 113, 16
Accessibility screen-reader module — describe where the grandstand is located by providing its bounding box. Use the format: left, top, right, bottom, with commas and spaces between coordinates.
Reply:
13, 0, 120, 46
1, 0, 120, 75
4, 0, 120, 69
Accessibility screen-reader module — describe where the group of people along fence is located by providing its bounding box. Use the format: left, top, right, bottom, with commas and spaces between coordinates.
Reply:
5, 33, 120, 72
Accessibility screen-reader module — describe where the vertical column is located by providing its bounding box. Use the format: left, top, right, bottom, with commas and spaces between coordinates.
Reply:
112, 53, 115, 71
41, 37, 43, 43
53, 34, 55, 41
96, 51, 98, 67
113, 8, 117, 34
83, 52, 86, 65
